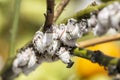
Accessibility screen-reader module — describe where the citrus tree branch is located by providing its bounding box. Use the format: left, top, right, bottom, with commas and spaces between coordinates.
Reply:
72, 48, 120, 75
77, 33, 120, 48
53, 0, 70, 22
61, 1, 119, 24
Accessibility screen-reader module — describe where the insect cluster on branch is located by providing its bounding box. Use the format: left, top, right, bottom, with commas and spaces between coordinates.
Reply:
12, 2, 120, 75
92, 2, 120, 36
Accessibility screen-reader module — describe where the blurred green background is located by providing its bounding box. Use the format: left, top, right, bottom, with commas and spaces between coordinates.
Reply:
0, 0, 120, 80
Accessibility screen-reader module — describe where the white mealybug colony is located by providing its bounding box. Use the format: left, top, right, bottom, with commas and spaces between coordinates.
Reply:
12, 2, 120, 75
12, 47, 38, 74
12, 18, 88, 75
93, 2, 120, 36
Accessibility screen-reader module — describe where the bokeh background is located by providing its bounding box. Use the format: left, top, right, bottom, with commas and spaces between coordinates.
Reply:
0, 0, 120, 80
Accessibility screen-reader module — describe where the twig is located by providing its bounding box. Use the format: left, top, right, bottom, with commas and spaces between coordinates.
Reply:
0, 0, 21, 76
53, 0, 70, 22
72, 48, 120, 75
43, 0, 54, 32
77, 33, 120, 48
61, 1, 119, 24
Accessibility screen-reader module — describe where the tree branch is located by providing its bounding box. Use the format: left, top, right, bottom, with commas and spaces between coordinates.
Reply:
43, 0, 54, 32
72, 48, 120, 75
61, 1, 119, 24
53, 0, 70, 22
77, 33, 120, 48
